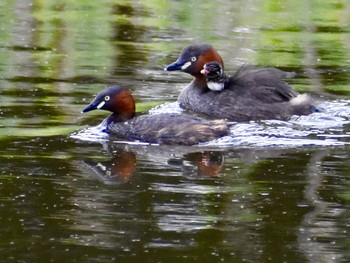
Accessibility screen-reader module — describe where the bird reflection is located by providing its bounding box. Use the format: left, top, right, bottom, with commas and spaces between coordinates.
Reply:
82, 149, 136, 184
80, 143, 225, 184
168, 151, 224, 177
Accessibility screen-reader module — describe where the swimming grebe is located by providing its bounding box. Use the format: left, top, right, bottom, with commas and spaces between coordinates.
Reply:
164, 44, 316, 122
82, 86, 229, 145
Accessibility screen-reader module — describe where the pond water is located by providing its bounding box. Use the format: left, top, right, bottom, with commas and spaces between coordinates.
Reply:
1, 0, 350, 262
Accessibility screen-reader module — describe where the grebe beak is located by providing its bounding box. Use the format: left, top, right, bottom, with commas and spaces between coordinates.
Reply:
164, 57, 187, 71
82, 102, 98, 113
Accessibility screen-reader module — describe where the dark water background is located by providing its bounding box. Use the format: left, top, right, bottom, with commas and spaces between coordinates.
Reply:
1, 1, 350, 262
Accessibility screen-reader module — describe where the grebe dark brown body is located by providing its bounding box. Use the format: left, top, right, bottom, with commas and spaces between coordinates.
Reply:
82, 86, 229, 146
165, 44, 316, 122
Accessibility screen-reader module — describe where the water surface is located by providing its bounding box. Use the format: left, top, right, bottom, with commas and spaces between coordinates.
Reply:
1, 0, 350, 262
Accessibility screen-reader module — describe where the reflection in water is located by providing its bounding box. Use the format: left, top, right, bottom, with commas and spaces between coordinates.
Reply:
82, 150, 136, 184
109, 3, 148, 79
69, 141, 350, 261
78, 142, 226, 184
168, 151, 224, 177
1, 0, 350, 262
298, 150, 347, 262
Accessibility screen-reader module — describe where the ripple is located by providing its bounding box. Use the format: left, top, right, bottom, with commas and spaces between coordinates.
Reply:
205, 100, 350, 148
152, 182, 229, 195
70, 122, 109, 142
148, 101, 183, 114
71, 100, 350, 148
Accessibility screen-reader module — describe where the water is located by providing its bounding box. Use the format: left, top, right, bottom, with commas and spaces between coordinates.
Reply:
73, 99, 350, 147
1, 0, 350, 262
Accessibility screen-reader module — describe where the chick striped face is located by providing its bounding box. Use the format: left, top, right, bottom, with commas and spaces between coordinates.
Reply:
200, 62, 225, 91
201, 62, 223, 79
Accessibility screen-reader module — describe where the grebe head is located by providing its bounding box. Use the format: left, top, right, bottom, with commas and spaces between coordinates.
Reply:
82, 86, 135, 122
164, 44, 224, 77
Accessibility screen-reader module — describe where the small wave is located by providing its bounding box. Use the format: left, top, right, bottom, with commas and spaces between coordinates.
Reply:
205, 100, 350, 147
148, 102, 184, 114
70, 122, 109, 142
71, 100, 350, 148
